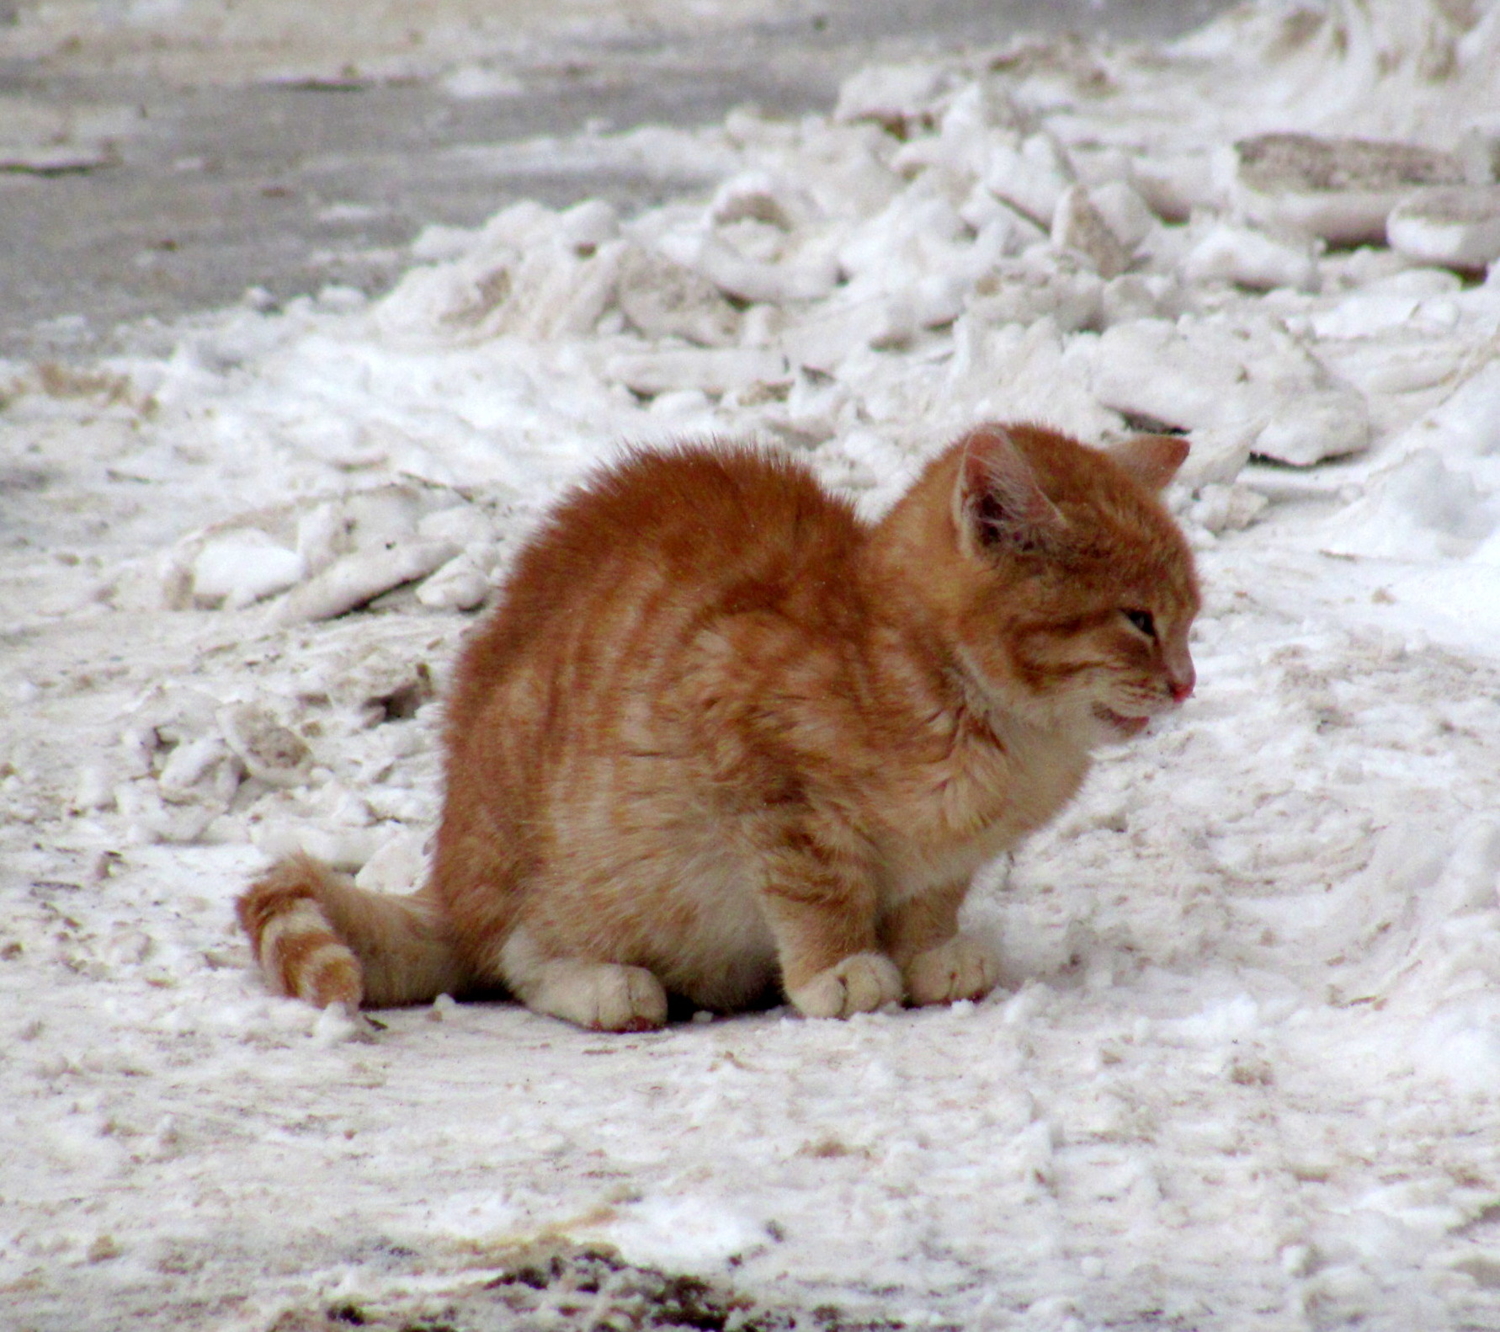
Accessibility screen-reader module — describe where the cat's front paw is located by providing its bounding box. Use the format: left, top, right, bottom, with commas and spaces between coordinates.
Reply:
904, 933, 1000, 1006
788, 952, 904, 1019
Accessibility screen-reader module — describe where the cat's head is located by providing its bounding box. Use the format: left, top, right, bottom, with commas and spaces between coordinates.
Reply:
939, 423, 1200, 741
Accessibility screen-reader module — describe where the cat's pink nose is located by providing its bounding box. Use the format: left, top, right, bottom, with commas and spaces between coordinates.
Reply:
1169, 670, 1196, 703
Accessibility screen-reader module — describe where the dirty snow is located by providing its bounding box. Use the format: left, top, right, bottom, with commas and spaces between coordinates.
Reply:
5, 3, 1500, 1329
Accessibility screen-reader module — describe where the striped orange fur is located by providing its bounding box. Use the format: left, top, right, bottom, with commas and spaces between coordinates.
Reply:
238, 854, 464, 1008
238, 424, 1199, 1030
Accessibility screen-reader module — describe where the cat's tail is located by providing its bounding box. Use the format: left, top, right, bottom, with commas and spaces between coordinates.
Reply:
236, 853, 468, 1008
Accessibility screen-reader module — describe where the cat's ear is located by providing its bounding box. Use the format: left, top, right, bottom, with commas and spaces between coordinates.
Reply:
952, 426, 1064, 559
1108, 434, 1190, 491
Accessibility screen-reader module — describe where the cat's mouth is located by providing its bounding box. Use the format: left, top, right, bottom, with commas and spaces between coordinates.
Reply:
1094, 705, 1151, 738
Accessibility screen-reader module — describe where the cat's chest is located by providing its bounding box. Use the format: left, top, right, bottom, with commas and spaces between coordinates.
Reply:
877, 718, 1089, 896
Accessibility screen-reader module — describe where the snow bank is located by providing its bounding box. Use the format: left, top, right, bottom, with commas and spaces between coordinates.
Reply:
4, 2, 1500, 1329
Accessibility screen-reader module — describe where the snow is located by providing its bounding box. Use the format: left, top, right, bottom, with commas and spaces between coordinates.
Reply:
1388, 187, 1500, 270
5, 2, 1500, 1329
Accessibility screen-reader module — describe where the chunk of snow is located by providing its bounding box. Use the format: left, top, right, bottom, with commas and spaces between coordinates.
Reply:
189, 532, 305, 608
416, 504, 495, 548
1051, 185, 1129, 279
354, 833, 429, 895
1086, 315, 1369, 476
605, 348, 791, 397
415, 552, 492, 611
1180, 222, 1320, 292
216, 703, 312, 787
1133, 150, 1220, 222
273, 541, 460, 623
1320, 448, 1495, 561
251, 821, 383, 871
1229, 133, 1464, 244
156, 737, 242, 807
1387, 186, 1500, 270
833, 63, 955, 132
615, 246, 741, 347
981, 134, 1075, 229
657, 229, 838, 305
1088, 179, 1157, 251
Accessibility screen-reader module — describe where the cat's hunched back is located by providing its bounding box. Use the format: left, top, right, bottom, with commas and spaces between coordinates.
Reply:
239, 423, 1199, 1030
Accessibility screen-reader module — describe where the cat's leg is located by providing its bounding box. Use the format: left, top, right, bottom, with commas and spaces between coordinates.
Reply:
880, 880, 1000, 1006
495, 926, 668, 1032
757, 828, 903, 1019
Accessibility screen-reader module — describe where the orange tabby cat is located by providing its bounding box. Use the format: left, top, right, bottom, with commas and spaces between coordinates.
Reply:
238, 423, 1198, 1031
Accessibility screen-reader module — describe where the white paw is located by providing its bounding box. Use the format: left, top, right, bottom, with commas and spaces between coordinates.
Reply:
904, 933, 1001, 1006
788, 952, 904, 1019
531, 961, 669, 1032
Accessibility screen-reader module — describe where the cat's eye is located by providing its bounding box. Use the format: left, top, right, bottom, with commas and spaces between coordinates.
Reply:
1123, 609, 1156, 638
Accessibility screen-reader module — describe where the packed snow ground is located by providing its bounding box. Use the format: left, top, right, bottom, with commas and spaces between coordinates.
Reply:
5, 3, 1500, 1329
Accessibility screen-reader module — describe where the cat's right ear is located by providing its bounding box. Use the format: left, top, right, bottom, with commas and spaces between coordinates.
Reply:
1109, 433, 1190, 491
952, 427, 1064, 560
